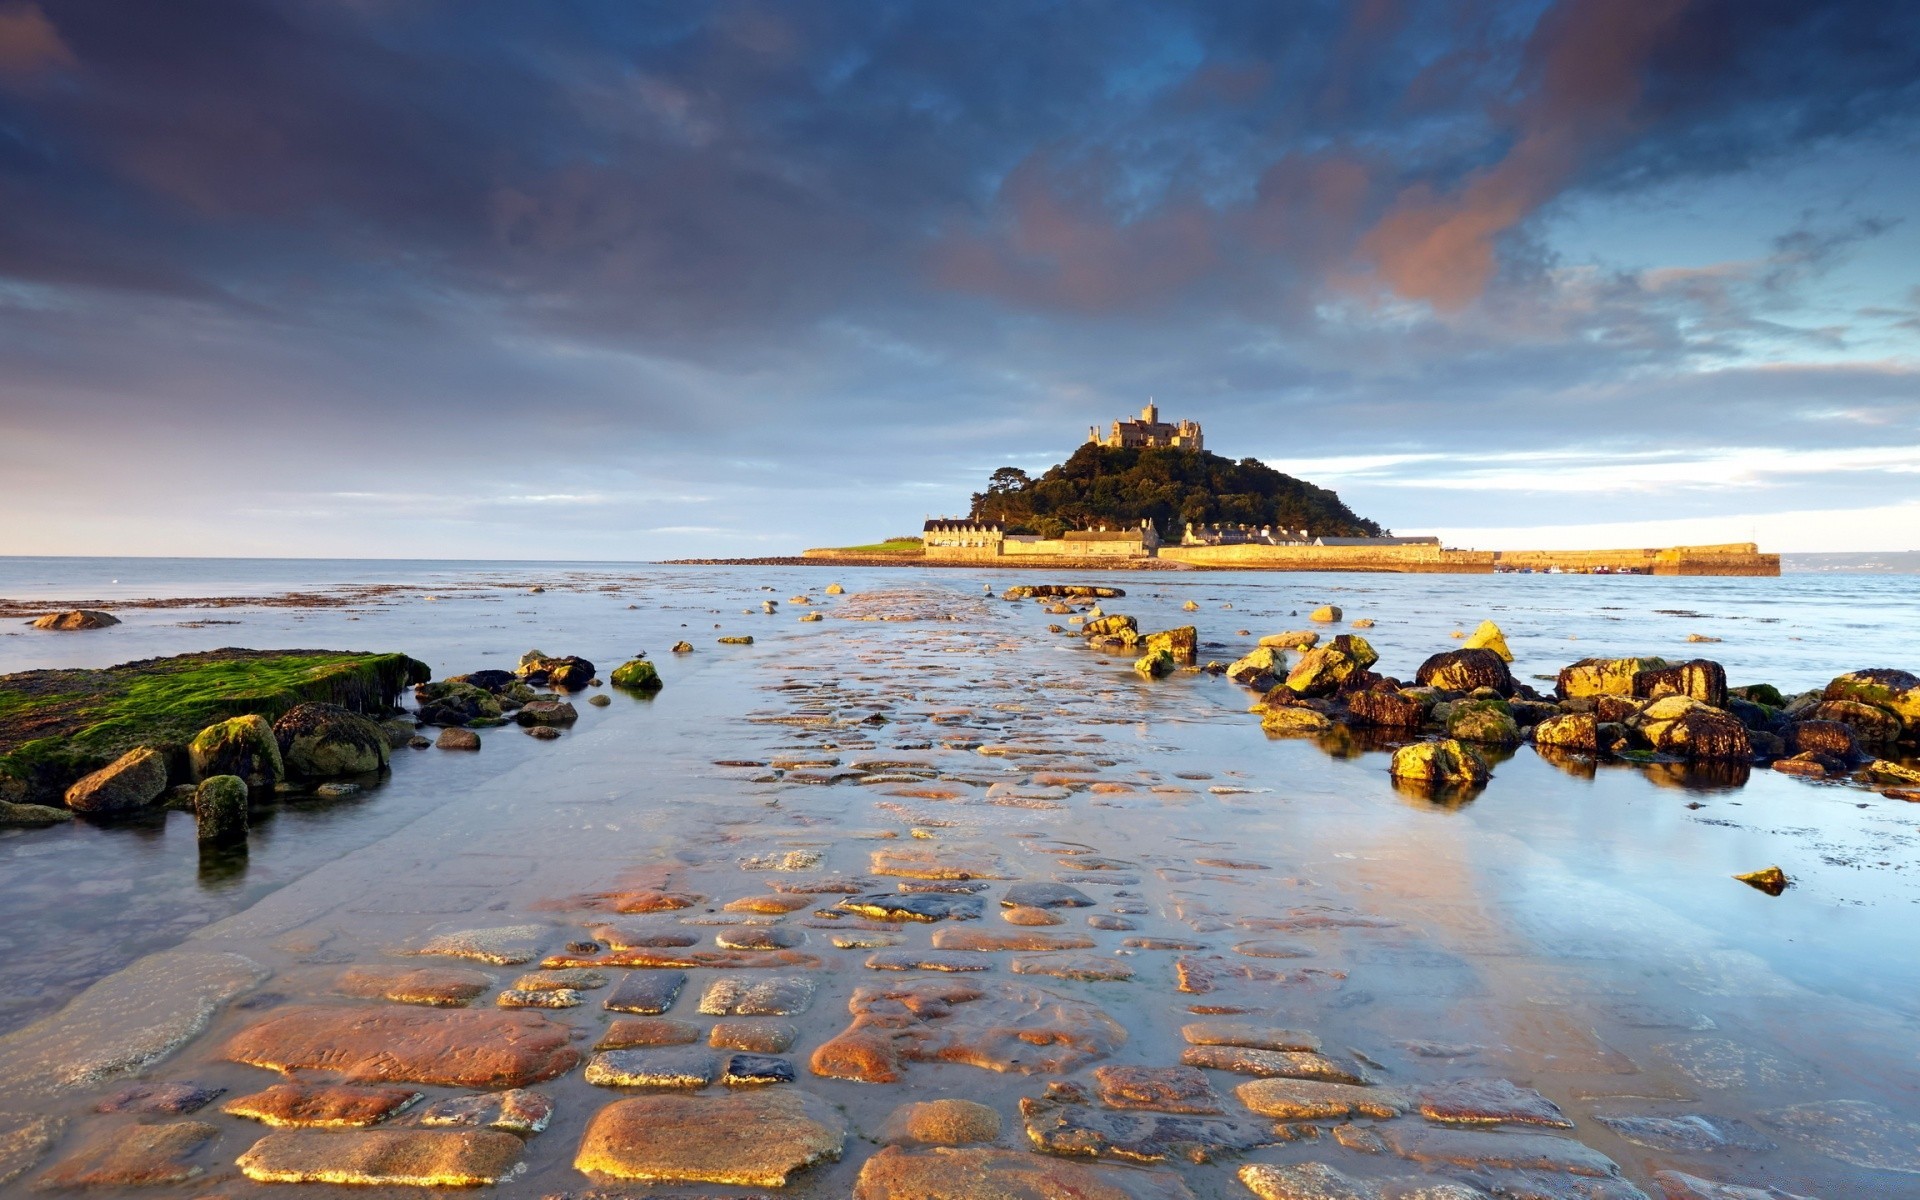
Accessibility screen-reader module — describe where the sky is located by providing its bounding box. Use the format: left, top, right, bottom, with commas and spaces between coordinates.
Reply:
0, 0, 1916, 558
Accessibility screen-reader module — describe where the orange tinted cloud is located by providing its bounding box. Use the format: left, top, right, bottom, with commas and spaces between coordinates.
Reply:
0, 3, 73, 75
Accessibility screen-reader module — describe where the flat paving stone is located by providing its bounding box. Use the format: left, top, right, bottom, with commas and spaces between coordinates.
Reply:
405, 923, 547, 965
334, 965, 494, 1006
513, 968, 607, 990
1237, 1078, 1409, 1120
604, 970, 688, 1014
1020, 1093, 1265, 1164
811, 977, 1126, 1084
1379, 1125, 1624, 1178
1094, 1065, 1225, 1114
585, 1048, 719, 1088
866, 950, 992, 972
724, 894, 815, 914
723, 1053, 797, 1086
1182, 1021, 1322, 1051
1651, 1170, 1818, 1200
710, 1019, 798, 1052
716, 926, 806, 951
93, 1082, 223, 1115
699, 976, 817, 1017
932, 928, 1096, 951
837, 892, 985, 922
498, 986, 581, 1008
35, 1121, 218, 1188
879, 1099, 1003, 1146
1181, 1044, 1366, 1083
1003, 882, 1096, 908
224, 1005, 579, 1088
1011, 953, 1135, 981
590, 925, 701, 950
224, 1083, 422, 1127
1419, 1079, 1575, 1129
575, 1090, 845, 1187
871, 846, 1013, 879
598, 1018, 702, 1049
1592, 1112, 1774, 1153
852, 1144, 1198, 1199
417, 1088, 553, 1134
237, 1128, 524, 1186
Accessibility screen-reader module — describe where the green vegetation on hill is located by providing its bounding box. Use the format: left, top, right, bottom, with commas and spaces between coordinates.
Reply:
0, 649, 430, 800
969, 444, 1385, 539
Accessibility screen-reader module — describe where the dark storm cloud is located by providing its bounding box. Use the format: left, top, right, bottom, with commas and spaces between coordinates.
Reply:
0, 0, 1916, 554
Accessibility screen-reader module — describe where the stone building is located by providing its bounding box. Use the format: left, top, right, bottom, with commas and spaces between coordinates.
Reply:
922, 519, 1004, 552
1088, 402, 1203, 452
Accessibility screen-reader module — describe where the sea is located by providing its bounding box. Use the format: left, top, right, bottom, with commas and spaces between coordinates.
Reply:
1, 556, 1918, 1195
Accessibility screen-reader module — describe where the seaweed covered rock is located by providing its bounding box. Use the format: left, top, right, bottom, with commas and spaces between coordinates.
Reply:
1004, 585, 1125, 600
517, 651, 596, 690
1415, 649, 1513, 696
1134, 648, 1175, 678
1461, 619, 1512, 662
274, 703, 390, 778
1822, 669, 1920, 737
1261, 704, 1334, 734
1083, 615, 1138, 641
1447, 700, 1520, 746
1226, 648, 1280, 691
1284, 647, 1361, 697
1347, 688, 1428, 728
448, 669, 516, 692
610, 659, 663, 691
1632, 659, 1727, 708
1389, 740, 1490, 788
413, 682, 502, 728
1808, 699, 1902, 748
0, 798, 72, 826
188, 714, 284, 788
1533, 712, 1599, 753
194, 775, 249, 842
64, 747, 169, 813
1141, 627, 1197, 667
1557, 656, 1667, 700
1635, 697, 1751, 761
1786, 720, 1860, 762
1732, 683, 1787, 708
31, 610, 120, 631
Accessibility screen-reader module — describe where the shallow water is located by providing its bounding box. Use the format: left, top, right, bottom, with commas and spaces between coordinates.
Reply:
3, 563, 1920, 1197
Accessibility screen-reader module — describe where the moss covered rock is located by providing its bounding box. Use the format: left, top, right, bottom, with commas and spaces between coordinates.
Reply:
1556, 657, 1668, 700
1862, 758, 1920, 786
610, 660, 663, 691
1083, 615, 1138, 640
274, 703, 390, 778
1786, 719, 1860, 761
1226, 648, 1280, 690
189, 714, 284, 788
65, 747, 169, 814
1389, 739, 1489, 787
1347, 688, 1428, 728
1415, 649, 1514, 696
1533, 712, 1599, 753
1808, 699, 1902, 747
1262, 704, 1334, 734
1732, 683, 1786, 708
1258, 631, 1318, 651
1141, 627, 1197, 666
1461, 620, 1512, 663
1133, 648, 1175, 678
1447, 700, 1520, 746
1822, 670, 1920, 735
515, 700, 578, 727
1284, 647, 1362, 697
194, 775, 249, 842
413, 681, 502, 727
1632, 659, 1727, 708
1635, 696, 1751, 761
0, 799, 73, 826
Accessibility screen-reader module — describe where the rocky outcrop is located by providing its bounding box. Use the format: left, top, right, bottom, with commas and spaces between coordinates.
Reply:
1807, 699, 1902, 747
610, 659, 662, 690
517, 651, 595, 690
412, 682, 502, 727
1786, 719, 1860, 762
1226, 648, 1280, 690
1820, 669, 1920, 742
0, 799, 72, 826
1557, 656, 1667, 700
1083, 615, 1139, 644
1461, 619, 1512, 662
1005, 585, 1126, 600
188, 714, 284, 787
1446, 700, 1520, 746
273, 703, 391, 778
1415, 649, 1513, 696
30, 610, 120, 631
1346, 688, 1428, 728
1533, 712, 1599, 753
1635, 696, 1752, 761
1632, 659, 1728, 708
1134, 649, 1175, 678
1141, 627, 1197, 666
64, 747, 169, 814
1389, 740, 1490, 788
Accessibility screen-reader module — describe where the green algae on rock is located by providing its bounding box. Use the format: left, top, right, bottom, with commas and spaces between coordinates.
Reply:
0, 648, 428, 804
610, 658, 664, 690
1389, 739, 1491, 789
187, 713, 283, 787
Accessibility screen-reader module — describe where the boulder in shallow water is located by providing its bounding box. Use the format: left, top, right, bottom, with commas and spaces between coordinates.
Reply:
0, 799, 73, 826
1134, 649, 1175, 679
1822, 669, 1920, 735
274, 703, 390, 778
1785, 719, 1859, 762
517, 651, 595, 689
1635, 696, 1751, 761
1556, 656, 1667, 700
576, 1090, 845, 1187
1226, 647, 1280, 691
1141, 626, 1197, 666
413, 681, 501, 727
1261, 705, 1334, 735
29, 610, 119, 631
64, 747, 169, 814
194, 775, 248, 842
1259, 631, 1318, 651
1461, 619, 1512, 662
1533, 712, 1598, 753
1633, 659, 1728, 708
1083, 614, 1138, 640
1447, 700, 1520, 746
610, 659, 662, 690
1805, 699, 1900, 748
1389, 740, 1490, 788
1416, 649, 1514, 696
188, 714, 284, 787
514, 699, 577, 727
1346, 688, 1428, 729
1283, 648, 1358, 697
1308, 605, 1341, 623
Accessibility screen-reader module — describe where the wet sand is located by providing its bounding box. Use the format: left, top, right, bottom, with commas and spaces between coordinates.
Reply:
2, 568, 1918, 1196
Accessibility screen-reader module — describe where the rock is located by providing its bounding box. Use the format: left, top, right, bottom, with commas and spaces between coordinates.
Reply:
698, 976, 816, 1017
1822, 668, 1920, 734
1003, 882, 1095, 908
273, 702, 390, 777
610, 659, 663, 690
1260, 631, 1319, 650
436, 727, 480, 750
334, 965, 493, 1007
448, 668, 516, 691
409, 923, 546, 965
1417, 1078, 1573, 1127
853, 1144, 1198, 1200
1389, 740, 1490, 788
1095, 1065, 1224, 1114
585, 1047, 718, 1087
1760, 1098, 1920, 1173
525, 725, 562, 741
0, 799, 72, 826
0, 1114, 60, 1188
1635, 696, 1752, 760
1142, 626, 1198, 665
883, 1098, 1003, 1145
1807, 698, 1903, 747
1785, 719, 1859, 760
413, 680, 503, 726
710, 1019, 797, 1053
1447, 700, 1521, 746
418, 1088, 552, 1134
826, 583, 845, 594
1593, 1113, 1773, 1154
34, 1120, 216, 1188
224, 1083, 422, 1127
1134, 648, 1176, 678
1348, 688, 1429, 728
1227, 647, 1282, 690
810, 977, 1125, 1084
718, 635, 754, 645
94, 1082, 224, 1115
1557, 656, 1668, 700
1237, 1078, 1407, 1120
575, 1090, 845, 1186
723, 1052, 796, 1085
599, 1018, 701, 1048
1863, 758, 1920, 786
671, 640, 694, 652
1019, 1091, 1265, 1164
193, 774, 249, 841
499, 986, 580, 1008
238, 1129, 524, 1186
1263, 705, 1336, 734
30, 610, 119, 630
1533, 712, 1599, 753
1010, 953, 1135, 981
933, 928, 1095, 952
1239, 1162, 1385, 1200
1462, 619, 1513, 662
1379, 1124, 1625, 1178
1286, 647, 1363, 696
1309, 605, 1342, 623
1180, 1044, 1367, 1083
1652, 1170, 1816, 1200
1772, 751, 1847, 779
1734, 866, 1789, 895
518, 651, 596, 689
1633, 659, 1728, 708
515, 699, 579, 727
1084, 615, 1140, 643
1417, 650, 1514, 696
1181, 1021, 1321, 1051
188, 714, 284, 786
64, 746, 169, 814
224, 1005, 579, 1088
838, 892, 984, 921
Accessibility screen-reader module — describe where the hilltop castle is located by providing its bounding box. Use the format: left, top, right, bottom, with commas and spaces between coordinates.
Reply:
1089, 401, 1202, 452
